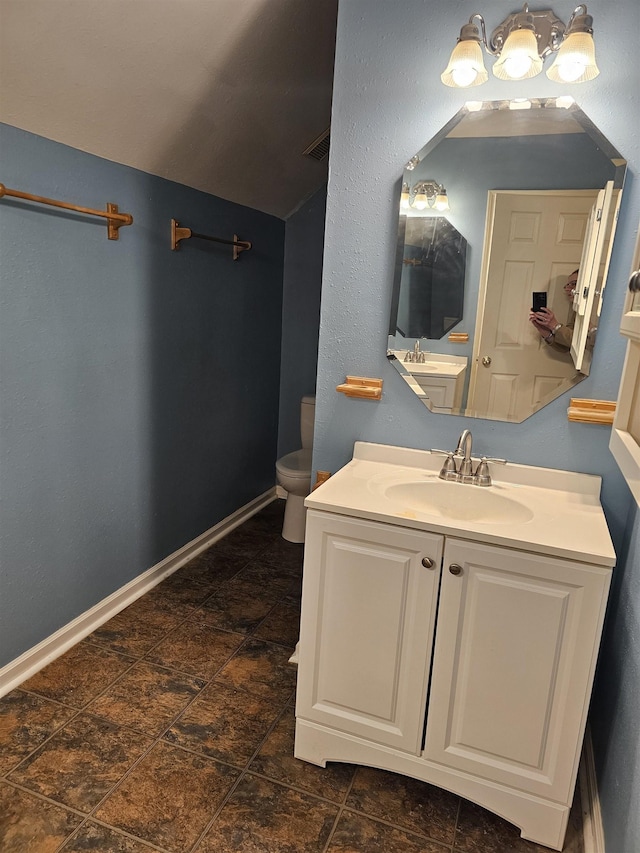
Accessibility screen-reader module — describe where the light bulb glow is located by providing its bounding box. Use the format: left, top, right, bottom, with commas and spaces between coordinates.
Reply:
493, 28, 542, 80
546, 32, 599, 84
508, 98, 532, 110
451, 64, 478, 88
434, 193, 450, 211
413, 193, 428, 210
504, 51, 533, 79
557, 59, 587, 82
441, 39, 488, 88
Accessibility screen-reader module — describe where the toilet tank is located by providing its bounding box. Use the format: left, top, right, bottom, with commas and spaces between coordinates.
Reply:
300, 395, 316, 449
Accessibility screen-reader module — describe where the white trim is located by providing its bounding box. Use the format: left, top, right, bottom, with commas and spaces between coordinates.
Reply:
0, 488, 277, 699
610, 224, 640, 506
580, 725, 606, 853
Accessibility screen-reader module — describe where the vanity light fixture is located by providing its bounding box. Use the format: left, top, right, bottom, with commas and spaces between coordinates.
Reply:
441, 3, 599, 88
401, 180, 450, 212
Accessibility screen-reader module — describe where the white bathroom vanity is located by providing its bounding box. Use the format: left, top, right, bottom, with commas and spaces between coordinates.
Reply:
294, 442, 615, 850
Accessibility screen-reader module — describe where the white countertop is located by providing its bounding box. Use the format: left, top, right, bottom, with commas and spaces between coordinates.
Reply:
306, 442, 616, 567
391, 351, 467, 378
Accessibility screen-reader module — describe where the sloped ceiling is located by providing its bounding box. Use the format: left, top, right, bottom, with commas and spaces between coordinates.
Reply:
0, 0, 337, 219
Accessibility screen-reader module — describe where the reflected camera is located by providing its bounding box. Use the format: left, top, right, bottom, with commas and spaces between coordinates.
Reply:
532, 292, 547, 313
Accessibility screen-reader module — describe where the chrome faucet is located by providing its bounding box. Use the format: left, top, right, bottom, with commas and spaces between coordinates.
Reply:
455, 429, 472, 459
431, 429, 507, 485
455, 429, 475, 483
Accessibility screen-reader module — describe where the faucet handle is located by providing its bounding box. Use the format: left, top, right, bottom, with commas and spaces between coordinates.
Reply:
429, 449, 459, 481
440, 453, 460, 482
474, 456, 507, 487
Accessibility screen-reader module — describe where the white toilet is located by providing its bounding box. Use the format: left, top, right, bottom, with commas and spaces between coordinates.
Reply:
276, 395, 315, 543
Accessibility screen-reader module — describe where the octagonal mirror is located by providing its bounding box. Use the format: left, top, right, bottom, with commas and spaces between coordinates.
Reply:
388, 98, 626, 422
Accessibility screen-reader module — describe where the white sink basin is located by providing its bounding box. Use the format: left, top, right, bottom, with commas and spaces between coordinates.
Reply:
384, 480, 534, 524
305, 442, 616, 566
391, 351, 467, 378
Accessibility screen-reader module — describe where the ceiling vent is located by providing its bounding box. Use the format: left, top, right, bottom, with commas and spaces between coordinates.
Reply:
303, 127, 330, 161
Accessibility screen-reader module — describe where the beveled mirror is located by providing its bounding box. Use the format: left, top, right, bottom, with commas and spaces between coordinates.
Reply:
388, 97, 626, 422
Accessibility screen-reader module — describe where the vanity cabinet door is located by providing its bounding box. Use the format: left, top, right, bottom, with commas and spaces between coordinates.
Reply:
423, 538, 611, 803
296, 510, 443, 753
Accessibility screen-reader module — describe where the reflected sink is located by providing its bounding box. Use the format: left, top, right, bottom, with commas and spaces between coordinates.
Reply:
384, 480, 534, 524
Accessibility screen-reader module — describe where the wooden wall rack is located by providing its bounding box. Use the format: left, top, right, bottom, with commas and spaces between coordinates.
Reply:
0, 182, 133, 240
567, 398, 616, 425
336, 376, 383, 400
171, 219, 251, 260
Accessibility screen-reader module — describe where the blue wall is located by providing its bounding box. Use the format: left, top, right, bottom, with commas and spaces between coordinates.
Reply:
590, 500, 640, 852
278, 187, 325, 457
319, 0, 639, 847
0, 123, 285, 667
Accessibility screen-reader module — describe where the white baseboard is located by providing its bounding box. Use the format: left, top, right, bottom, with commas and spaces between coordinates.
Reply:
288, 641, 300, 666
580, 725, 606, 853
0, 488, 277, 699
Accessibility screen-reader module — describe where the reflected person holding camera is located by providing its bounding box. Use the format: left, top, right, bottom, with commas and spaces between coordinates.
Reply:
529, 269, 579, 351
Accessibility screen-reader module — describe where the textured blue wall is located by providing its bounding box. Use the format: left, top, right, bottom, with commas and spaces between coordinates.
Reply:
321, 0, 639, 846
278, 187, 325, 457
590, 501, 640, 852
0, 123, 285, 667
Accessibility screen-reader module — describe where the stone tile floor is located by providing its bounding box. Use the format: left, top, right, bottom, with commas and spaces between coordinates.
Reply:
0, 500, 584, 852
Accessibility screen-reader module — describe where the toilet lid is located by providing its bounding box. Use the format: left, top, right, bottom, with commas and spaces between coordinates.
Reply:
276, 448, 312, 478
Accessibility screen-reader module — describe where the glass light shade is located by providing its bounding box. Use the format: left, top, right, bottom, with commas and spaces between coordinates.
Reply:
400, 185, 410, 209
413, 192, 429, 210
493, 28, 543, 80
441, 39, 488, 88
434, 192, 450, 211
546, 32, 599, 83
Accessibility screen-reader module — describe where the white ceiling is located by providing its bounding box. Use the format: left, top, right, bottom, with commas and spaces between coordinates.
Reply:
0, 0, 338, 219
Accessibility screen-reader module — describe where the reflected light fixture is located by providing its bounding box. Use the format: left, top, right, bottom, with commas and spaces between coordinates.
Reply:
401, 180, 450, 212
441, 3, 599, 88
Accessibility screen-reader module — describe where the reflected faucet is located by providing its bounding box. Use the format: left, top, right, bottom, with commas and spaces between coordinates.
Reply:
404, 340, 426, 364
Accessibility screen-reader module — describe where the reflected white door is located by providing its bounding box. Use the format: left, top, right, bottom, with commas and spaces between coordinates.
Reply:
467, 190, 597, 421
570, 181, 618, 373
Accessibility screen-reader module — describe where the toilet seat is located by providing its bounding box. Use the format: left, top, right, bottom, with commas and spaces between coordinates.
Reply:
276, 448, 312, 479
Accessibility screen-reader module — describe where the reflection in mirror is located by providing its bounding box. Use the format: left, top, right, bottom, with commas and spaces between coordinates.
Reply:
388, 98, 626, 423
391, 217, 467, 339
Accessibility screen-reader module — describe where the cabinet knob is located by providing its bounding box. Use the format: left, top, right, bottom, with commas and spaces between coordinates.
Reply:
449, 564, 463, 576
421, 557, 435, 569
